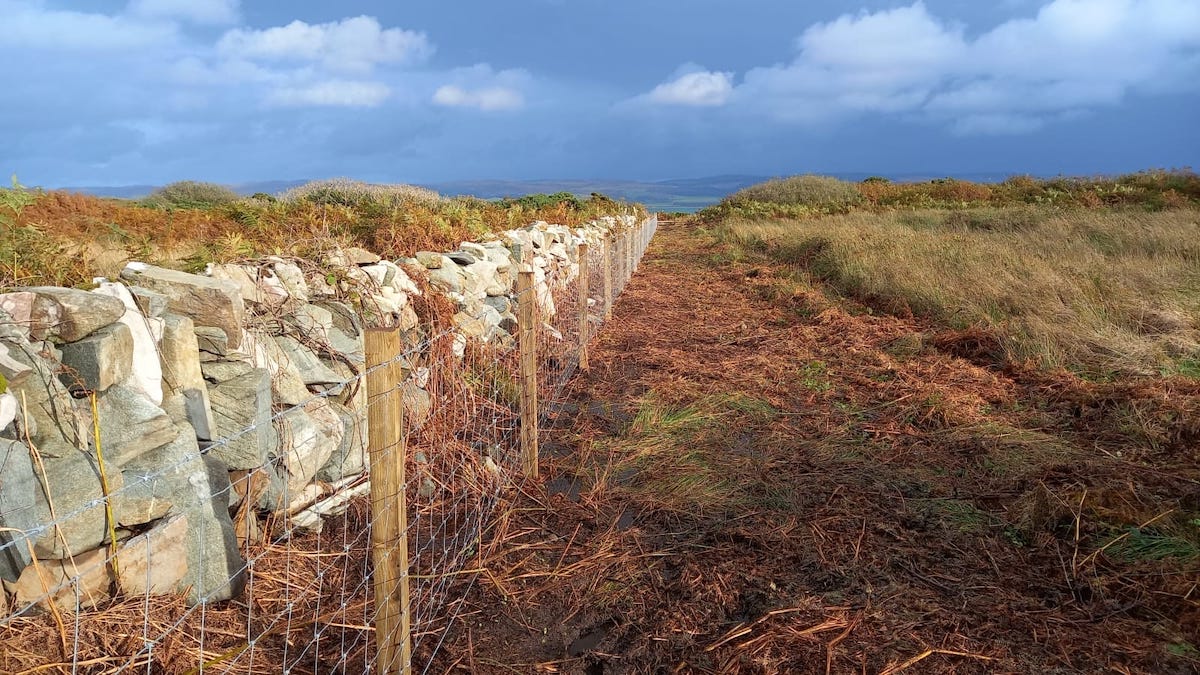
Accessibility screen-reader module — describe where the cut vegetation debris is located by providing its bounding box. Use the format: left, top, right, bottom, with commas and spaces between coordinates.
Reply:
434, 216, 1199, 674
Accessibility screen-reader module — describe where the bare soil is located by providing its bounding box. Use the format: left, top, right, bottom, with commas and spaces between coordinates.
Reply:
431, 219, 1200, 673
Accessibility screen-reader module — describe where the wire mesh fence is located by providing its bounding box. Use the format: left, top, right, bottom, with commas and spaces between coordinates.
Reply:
0, 214, 657, 674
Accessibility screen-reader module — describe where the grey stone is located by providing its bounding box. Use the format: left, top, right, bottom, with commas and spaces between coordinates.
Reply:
159, 314, 215, 441
270, 260, 309, 305
114, 428, 206, 527
401, 383, 432, 432
207, 368, 277, 470
428, 266, 464, 294
182, 455, 246, 604
58, 322, 133, 393
459, 242, 490, 261
26, 444, 121, 559
93, 383, 179, 467
414, 251, 443, 269
194, 326, 229, 356
0, 439, 36, 581
252, 335, 309, 407
315, 301, 362, 338
200, 360, 254, 384
274, 336, 343, 386
483, 296, 512, 315
5, 288, 125, 343
275, 403, 342, 494
445, 251, 477, 266
0, 342, 35, 390
316, 402, 367, 481
127, 287, 170, 319
120, 263, 246, 349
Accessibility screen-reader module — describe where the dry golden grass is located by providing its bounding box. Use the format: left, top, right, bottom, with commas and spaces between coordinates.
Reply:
715, 207, 1200, 377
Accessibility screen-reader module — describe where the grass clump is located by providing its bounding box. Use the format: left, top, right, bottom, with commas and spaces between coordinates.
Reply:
279, 178, 441, 207
142, 181, 241, 209
715, 207, 1200, 376
725, 175, 863, 212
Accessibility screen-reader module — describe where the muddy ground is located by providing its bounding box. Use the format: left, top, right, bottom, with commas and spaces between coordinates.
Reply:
427, 219, 1199, 674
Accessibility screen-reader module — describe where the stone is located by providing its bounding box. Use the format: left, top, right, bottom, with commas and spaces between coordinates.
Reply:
428, 266, 464, 295
207, 368, 277, 470
200, 360, 254, 384
344, 247, 381, 265
0, 392, 16, 434
127, 286, 169, 319
459, 242, 490, 261
414, 251, 443, 269
182, 456, 246, 604
92, 383, 178, 467
289, 303, 334, 335
275, 401, 342, 494
316, 402, 367, 481
397, 305, 419, 332
445, 251, 477, 266
401, 383, 432, 431
120, 263, 246, 349
9, 547, 112, 613
270, 260, 309, 305
206, 264, 261, 306
3, 288, 125, 343
273, 336, 343, 386
0, 342, 35, 389
114, 428, 206, 527
115, 515, 189, 597
483, 296, 512, 315
246, 333, 309, 407
362, 263, 394, 289
18, 444, 122, 559
58, 322, 133, 393
159, 314, 215, 441
193, 326, 229, 356
315, 300, 362, 338
0, 439, 36, 581
92, 282, 165, 405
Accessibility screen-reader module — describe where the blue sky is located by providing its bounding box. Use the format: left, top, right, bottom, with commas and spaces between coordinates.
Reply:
2, 0, 1198, 186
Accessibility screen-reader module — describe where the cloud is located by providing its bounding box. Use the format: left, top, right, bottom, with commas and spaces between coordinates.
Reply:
665, 0, 1200, 133
127, 0, 239, 25
432, 65, 530, 111
646, 70, 733, 106
433, 85, 523, 111
217, 16, 432, 72
267, 80, 392, 107
0, 1, 179, 51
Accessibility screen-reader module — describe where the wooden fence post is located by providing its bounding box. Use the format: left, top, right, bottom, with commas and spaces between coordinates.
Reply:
577, 242, 590, 370
603, 235, 613, 320
517, 267, 539, 478
628, 224, 638, 277
365, 329, 412, 675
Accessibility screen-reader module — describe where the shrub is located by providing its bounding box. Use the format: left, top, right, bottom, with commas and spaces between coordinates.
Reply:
279, 178, 440, 207
498, 192, 585, 211
142, 181, 241, 209
725, 175, 864, 211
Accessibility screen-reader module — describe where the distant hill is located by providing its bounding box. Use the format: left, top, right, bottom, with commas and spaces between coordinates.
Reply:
59, 172, 1020, 213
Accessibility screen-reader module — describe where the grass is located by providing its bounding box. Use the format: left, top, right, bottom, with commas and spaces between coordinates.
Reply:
713, 206, 1200, 376
701, 169, 1200, 220
0, 182, 642, 290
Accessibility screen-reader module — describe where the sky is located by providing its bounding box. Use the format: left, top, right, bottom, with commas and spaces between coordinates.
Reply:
1, 0, 1198, 186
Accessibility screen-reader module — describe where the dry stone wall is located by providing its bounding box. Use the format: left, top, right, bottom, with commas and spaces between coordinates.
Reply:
0, 213, 644, 614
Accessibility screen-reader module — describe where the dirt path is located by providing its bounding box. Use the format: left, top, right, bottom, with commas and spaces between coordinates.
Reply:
432, 220, 1199, 673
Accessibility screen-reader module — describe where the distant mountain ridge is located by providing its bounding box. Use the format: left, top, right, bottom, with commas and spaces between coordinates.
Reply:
58, 172, 1020, 213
